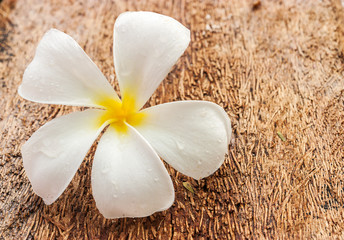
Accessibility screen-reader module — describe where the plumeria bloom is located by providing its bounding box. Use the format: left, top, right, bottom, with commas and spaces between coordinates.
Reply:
19, 11, 231, 218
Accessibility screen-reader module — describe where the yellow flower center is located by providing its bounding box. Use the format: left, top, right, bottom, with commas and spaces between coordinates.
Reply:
96, 92, 146, 133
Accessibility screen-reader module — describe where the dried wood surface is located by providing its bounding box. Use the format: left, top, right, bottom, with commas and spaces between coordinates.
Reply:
1, 0, 344, 239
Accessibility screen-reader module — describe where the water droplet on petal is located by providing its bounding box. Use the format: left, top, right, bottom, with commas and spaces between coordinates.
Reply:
159, 33, 168, 43
176, 141, 185, 150
200, 109, 207, 117
39, 141, 61, 157
119, 24, 126, 33
197, 160, 202, 165
43, 139, 52, 147
154, 48, 162, 58
49, 59, 55, 66
33, 75, 41, 83
154, 177, 159, 182
119, 69, 131, 77
113, 194, 118, 198
217, 139, 223, 143
111, 179, 118, 190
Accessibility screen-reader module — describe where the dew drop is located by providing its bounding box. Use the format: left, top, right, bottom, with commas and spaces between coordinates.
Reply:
159, 33, 168, 43
48, 59, 55, 66
43, 139, 52, 147
176, 141, 185, 150
177, 43, 184, 49
111, 179, 118, 190
197, 160, 202, 165
120, 69, 131, 77
34, 75, 41, 83
32, 147, 39, 153
39, 148, 59, 158
200, 110, 207, 117
45, 194, 53, 201
113, 194, 118, 198
154, 48, 162, 58
217, 139, 223, 143
119, 24, 126, 33
154, 177, 159, 182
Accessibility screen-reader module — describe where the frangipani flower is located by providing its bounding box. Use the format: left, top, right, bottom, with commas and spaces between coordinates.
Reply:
19, 11, 231, 218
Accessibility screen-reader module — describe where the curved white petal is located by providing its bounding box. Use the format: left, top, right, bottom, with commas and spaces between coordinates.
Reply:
19, 29, 118, 107
136, 101, 231, 180
113, 11, 190, 110
22, 109, 107, 204
92, 125, 174, 218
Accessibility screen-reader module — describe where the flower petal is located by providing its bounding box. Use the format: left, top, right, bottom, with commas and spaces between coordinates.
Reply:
135, 101, 232, 180
19, 29, 118, 107
91, 125, 174, 218
113, 11, 190, 110
22, 109, 107, 204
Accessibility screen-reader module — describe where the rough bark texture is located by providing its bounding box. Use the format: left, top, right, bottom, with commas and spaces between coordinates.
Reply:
1, 0, 344, 239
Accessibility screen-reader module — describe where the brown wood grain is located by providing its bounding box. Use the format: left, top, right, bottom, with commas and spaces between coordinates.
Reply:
1, 0, 344, 239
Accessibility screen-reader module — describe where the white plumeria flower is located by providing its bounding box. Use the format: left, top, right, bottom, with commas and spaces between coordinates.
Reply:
18, 11, 231, 218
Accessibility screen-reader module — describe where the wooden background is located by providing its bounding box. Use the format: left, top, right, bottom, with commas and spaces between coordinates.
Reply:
1, 0, 344, 239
